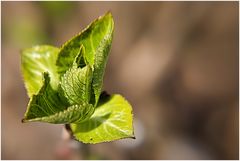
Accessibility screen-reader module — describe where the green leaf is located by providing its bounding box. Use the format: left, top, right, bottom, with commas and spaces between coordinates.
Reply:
23, 73, 95, 124
56, 12, 114, 106
24, 103, 95, 124
91, 30, 113, 106
60, 65, 93, 104
21, 45, 60, 96
70, 94, 134, 144
60, 45, 93, 104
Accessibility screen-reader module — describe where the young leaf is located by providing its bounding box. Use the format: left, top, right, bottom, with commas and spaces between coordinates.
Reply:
25, 103, 95, 124
60, 65, 93, 104
60, 45, 93, 104
21, 45, 60, 96
56, 12, 114, 106
23, 73, 95, 124
23, 72, 68, 122
70, 94, 134, 144
92, 31, 113, 106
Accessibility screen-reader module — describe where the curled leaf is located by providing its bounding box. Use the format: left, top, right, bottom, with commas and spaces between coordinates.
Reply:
57, 12, 114, 106
23, 73, 94, 124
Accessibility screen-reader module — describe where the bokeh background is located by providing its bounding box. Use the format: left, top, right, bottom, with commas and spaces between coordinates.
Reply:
1, 1, 239, 160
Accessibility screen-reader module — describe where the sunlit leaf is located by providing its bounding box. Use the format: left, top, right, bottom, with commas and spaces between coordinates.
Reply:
21, 45, 59, 96
70, 94, 134, 144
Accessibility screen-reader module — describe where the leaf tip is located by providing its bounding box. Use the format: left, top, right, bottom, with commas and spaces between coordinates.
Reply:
101, 11, 114, 28
105, 10, 113, 17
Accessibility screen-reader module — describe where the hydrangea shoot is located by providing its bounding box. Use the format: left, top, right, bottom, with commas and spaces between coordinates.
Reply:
21, 12, 134, 144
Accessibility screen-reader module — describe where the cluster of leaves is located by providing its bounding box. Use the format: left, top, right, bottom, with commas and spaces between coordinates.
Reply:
21, 12, 134, 144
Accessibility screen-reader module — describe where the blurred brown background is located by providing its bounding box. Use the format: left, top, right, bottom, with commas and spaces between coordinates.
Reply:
1, 1, 239, 160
